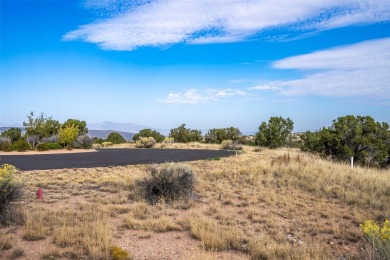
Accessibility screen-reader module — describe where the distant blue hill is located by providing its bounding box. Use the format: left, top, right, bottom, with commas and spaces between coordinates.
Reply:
88, 130, 134, 140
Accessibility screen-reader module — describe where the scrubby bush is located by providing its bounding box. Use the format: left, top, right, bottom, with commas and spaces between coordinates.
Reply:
0, 128, 22, 142
133, 129, 164, 143
110, 246, 132, 260
0, 164, 23, 225
221, 140, 243, 151
73, 135, 93, 149
47, 143, 63, 150
205, 127, 241, 144
106, 132, 126, 144
36, 142, 50, 151
0, 137, 13, 152
135, 137, 156, 148
137, 163, 196, 204
13, 139, 30, 152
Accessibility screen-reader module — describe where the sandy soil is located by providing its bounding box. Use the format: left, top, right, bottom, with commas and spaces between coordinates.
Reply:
0, 149, 97, 156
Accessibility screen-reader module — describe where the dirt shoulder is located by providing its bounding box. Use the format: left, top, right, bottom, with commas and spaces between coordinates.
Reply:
0, 149, 97, 156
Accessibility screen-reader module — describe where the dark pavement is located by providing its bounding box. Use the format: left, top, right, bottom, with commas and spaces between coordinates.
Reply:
0, 149, 234, 171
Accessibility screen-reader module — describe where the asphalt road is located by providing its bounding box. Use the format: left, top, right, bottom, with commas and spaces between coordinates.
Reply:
0, 149, 235, 171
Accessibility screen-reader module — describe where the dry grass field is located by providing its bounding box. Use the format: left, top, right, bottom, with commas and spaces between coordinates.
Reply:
1, 144, 389, 259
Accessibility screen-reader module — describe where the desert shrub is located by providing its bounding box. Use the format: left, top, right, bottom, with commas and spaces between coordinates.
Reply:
12, 139, 30, 152
47, 143, 63, 150
135, 137, 156, 148
111, 246, 132, 260
41, 135, 58, 143
221, 140, 243, 151
0, 137, 13, 152
36, 142, 50, 151
73, 135, 93, 149
360, 220, 390, 259
0, 164, 23, 225
137, 163, 196, 204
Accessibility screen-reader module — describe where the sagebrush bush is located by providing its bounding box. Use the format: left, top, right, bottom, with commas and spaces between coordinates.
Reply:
36, 142, 50, 151
135, 137, 156, 148
13, 139, 30, 152
137, 163, 196, 204
41, 135, 58, 143
221, 140, 243, 151
74, 135, 93, 149
0, 164, 23, 225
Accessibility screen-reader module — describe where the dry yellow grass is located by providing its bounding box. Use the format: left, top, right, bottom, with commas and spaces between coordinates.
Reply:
1, 144, 389, 259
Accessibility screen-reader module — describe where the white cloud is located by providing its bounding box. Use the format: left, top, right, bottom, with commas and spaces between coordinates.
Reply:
157, 88, 246, 104
266, 38, 390, 100
64, 0, 390, 50
249, 85, 278, 91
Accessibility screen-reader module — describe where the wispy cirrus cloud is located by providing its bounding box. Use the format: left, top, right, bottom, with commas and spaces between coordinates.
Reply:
157, 88, 246, 104
64, 0, 390, 50
252, 38, 390, 101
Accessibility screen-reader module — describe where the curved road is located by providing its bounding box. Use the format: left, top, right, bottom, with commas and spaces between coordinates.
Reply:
0, 149, 235, 171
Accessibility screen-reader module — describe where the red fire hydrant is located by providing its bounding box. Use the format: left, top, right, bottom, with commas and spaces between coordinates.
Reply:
36, 187, 43, 200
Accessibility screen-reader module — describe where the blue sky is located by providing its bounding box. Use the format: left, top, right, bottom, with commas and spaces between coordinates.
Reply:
1, 0, 390, 133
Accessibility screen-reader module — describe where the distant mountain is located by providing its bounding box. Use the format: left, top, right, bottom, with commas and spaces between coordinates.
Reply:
88, 130, 134, 140
88, 121, 168, 135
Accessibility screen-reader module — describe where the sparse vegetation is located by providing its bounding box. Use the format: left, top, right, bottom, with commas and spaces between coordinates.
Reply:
1, 144, 389, 259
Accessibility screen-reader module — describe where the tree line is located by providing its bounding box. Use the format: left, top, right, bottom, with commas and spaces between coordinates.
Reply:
1, 112, 388, 168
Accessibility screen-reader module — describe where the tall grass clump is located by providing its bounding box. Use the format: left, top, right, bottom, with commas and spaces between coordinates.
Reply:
0, 164, 23, 225
136, 163, 196, 204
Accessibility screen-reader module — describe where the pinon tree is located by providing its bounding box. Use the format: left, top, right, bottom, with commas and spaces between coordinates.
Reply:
255, 116, 294, 149
133, 129, 164, 143
301, 115, 390, 168
169, 124, 202, 143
